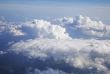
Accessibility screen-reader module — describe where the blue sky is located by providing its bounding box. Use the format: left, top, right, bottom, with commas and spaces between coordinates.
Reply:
0, 0, 110, 5
0, 0, 110, 23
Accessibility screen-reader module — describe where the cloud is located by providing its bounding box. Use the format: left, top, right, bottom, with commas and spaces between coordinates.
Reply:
0, 51, 7, 55
22, 15, 110, 39
9, 38, 110, 73
8, 25, 25, 36
27, 68, 68, 74
23, 19, 71, 40
1, 15, 110, 39
0, 21, 6, 32
0, 20, 25, 36
56, 15, 110, 39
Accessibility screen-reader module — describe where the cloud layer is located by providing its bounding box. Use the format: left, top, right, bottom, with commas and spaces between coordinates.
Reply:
1, 15, 110, 74
1, 15, 110, 39
10, 38, 110, 73
23, 15, 110, 39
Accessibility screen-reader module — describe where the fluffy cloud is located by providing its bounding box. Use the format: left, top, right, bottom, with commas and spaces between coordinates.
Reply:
0, 20, 25, 36
10, 38, 110, 73
1, 15, 110, 39
8, 25, 25, 36
22, 15, 110, 39
23, 19, 71, 40
59, 15, 110, 39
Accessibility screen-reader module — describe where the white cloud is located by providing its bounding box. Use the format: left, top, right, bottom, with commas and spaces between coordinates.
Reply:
0, 20, 25, 36
24, 19, 71, 40
21, 15, 110, 39
1, 15, 110, 39
56, 15, 110, 39
8, 25, 25, 36
10, 38, 110, 73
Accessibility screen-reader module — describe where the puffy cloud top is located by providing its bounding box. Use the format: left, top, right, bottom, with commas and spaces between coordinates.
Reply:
53, 15, 110, 39
24, 15, 110, 39
72, 15, 110, 38
1, 15, 110, 39
24, 19, 71, 40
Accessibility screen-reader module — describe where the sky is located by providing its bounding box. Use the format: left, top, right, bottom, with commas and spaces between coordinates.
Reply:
0, 0, 110, 5
0, 0, 110, 23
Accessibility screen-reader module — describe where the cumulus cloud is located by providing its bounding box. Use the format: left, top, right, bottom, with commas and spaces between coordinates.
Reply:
1, 15, 110, 39
10, 38, 110, 73
8, 25, 25, 36
73, 15, 110, 37
0, 20, 25, 36
23, 19, 71, 40
22, 15, 110, 39
59, 15, 110, 39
